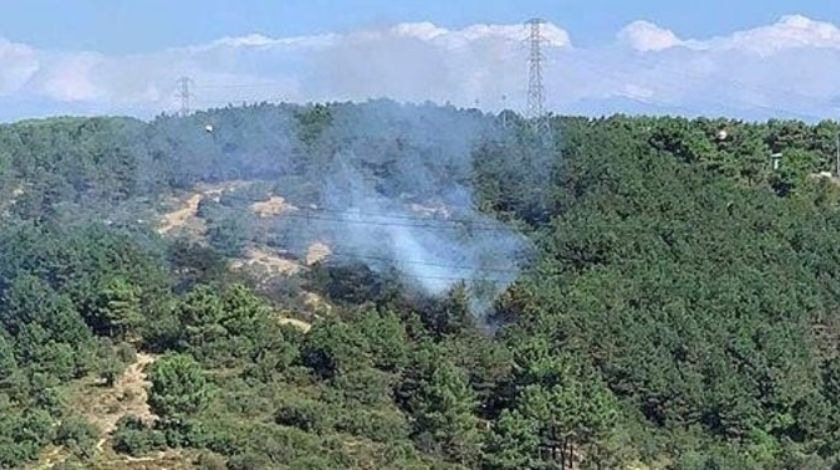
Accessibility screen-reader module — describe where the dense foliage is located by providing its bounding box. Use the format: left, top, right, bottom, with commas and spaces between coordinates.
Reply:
2, 102, 840, 468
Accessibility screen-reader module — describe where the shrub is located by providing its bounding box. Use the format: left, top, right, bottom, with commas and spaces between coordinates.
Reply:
116, 342, 137, 364
54, 416, 99, 459
112, 415, 166, 456
275, 398, 333, 434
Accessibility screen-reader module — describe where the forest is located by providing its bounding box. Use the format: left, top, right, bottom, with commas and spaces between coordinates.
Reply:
2, 100, 840, 468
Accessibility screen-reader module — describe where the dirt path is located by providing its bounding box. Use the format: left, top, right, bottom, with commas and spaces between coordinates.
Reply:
37, 352, 158, 469
157, 194, 203, 235
305, 242, 331, 265
278, 316, 313, 333
231, 246, 303, 276
251, 195, 297, 218
157, 180, 253, 235
91, 352, 158, 453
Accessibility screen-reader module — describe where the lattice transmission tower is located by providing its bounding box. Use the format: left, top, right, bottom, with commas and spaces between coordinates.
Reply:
176, 76, 194, 116
526, 18, 547, 123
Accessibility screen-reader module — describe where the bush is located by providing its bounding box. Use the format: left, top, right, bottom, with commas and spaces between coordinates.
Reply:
148, 353, 210, 418
194, 451, 227, 469
112, 415, 166, 456
226, 453, 273, 470
54, 416, 99, 459
99, 356, 125, 387
287, 455, 335, 469
116, 342, 137, 364
329, 367, 395, 406
275, 398, 333, 434
334, 407, 410, 443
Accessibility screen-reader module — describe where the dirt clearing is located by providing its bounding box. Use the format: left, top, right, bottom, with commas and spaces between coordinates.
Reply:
306, 242, 332, 265
231, 246, 302, 276
157, 194, 203, 235
251, 195, 297, 218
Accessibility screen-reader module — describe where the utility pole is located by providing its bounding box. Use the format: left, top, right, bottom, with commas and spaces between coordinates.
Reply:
835, 133, 840, 177
526, 18, 547, 128
176, 76, 193, 116
501, 94, 508, 128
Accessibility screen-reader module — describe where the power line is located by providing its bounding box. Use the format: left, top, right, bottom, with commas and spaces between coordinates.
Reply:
164, 45, 832, 122
170, 71, 826, 122
323, 251, 523, 275
566, 53, 826, 122
240, 246, 525, 283
193, 82, 290, 90
270, 210, 524, 232
282, 206, 518, 228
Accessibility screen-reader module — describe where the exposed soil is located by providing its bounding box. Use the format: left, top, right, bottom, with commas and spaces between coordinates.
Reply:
89, 353, 158, 452
157, 194, 203, 235
277, 316, 313, 333
251, 195, 297, 218
157, 180, 253, 235
231, 246, 302, 276
37, 353, 159, 469
305, 241, 332, 265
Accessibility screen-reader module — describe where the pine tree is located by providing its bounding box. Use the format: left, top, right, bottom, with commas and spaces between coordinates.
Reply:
412, 361, 482, 466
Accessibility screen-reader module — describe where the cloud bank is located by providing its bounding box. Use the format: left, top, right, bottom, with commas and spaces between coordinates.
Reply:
1, 15, 840, 121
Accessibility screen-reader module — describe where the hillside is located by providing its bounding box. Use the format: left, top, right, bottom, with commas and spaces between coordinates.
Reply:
2, 102, 840, 468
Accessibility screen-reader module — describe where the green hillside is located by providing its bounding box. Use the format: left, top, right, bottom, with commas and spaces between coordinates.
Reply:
2, 102, 840, 468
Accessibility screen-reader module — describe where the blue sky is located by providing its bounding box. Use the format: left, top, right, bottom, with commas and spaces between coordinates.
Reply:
1, 1, 840, 121
3, 0, 839, 53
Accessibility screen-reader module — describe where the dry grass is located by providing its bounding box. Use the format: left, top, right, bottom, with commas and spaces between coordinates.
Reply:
86, 353, 158, 447
410, 202, 452, 219
157, 180, 254, 236
35, 353, 160, 469
305, 242, 331, 266
810, 172, 840, 187
90, 449, 200, 470
231, 246, 302, 276
302, 291, 333, 314
277, 316, 313, 333
251, 195, 297, 218
157, 193, 203, 235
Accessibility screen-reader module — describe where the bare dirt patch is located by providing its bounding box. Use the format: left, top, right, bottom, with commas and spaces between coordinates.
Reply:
810, 172, 840, 187
36, 353, 159, 469
410, 201, 452, 219
157, 180, 254, 236
251, 195, 297, 218
231, 246, 302, 276
277, 316, 313, 333
87, 353, 158, 449
157, 194, 203, 235
306, 242, 332, 265
302, 291, 333, 314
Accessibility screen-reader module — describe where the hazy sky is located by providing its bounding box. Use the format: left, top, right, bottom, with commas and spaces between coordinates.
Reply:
1, 1, 840, 121
4, 0, 840, 52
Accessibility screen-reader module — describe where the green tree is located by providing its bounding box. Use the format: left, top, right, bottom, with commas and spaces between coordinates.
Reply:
301, 318, 370, 379
148, 354, 210, 419
411, 361, 482, 466
484, 409, 540, 469
176, 286, 226, 353
1, 274, 89, 344
93, 278, 143, 340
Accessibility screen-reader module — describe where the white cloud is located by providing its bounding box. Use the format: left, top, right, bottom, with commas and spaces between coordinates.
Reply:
698, 15, 840, 56
200, 32, 338, 51
618, 21, 683, 51
2, 16, 840, 121
38, 53, 103, 101
391, 22, 449, 41
0, 37, 39, 95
